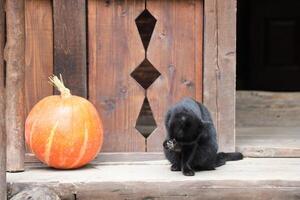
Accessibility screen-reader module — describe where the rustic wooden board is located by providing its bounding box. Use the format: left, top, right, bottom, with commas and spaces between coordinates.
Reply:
237, 91, 300, 127
25, 152, 165, 164
146, 0, 203, 151
236, 127, 300, 157
203, 0, 236, 152
237, 146, 300, 158
53, 0, 87, 97
9, 187, 60, 200
8, 158, 300, 200
0, 0, 6, 198
195, 1, 203, 102
88, 0, 146, 152
77, 187, 300, 200
25, 0, 53, 117
5, 0, 26, 172
236, 91, 300, 157
8, 182, 300, 200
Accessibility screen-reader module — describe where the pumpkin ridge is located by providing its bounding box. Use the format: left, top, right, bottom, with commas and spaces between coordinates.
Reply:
28, 99, 50, 152
73, 98, 94, 166
44, 121, 59, 165
29, 119, 38, 152
71, 122, 89, 168
71, 99, 88, 168
88, 100, 103, 154
84, 99, 103, 158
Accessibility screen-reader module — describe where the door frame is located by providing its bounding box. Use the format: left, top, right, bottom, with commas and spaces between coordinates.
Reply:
203, 0, 236, 152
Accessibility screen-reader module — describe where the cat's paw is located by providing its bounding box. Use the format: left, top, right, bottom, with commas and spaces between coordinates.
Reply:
183, 170, 195, 176
182, 168, 195, 176
171, 164, 181, 171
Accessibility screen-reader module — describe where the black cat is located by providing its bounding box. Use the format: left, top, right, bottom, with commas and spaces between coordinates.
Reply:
163, 97, 243, 176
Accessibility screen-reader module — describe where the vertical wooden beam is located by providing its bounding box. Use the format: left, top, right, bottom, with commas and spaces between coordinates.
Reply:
53, 0, 87, 97
203, 0, 237, 152
25, 0, 53, 117
5, 0, 25, 172
0, 0, 6, 197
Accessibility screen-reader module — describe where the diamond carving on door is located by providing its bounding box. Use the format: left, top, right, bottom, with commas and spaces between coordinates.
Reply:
131, 8, 160, 145
88, 0, 203, 152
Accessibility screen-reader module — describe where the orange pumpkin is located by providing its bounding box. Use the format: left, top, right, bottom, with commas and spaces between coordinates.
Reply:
25, 75, 103, 169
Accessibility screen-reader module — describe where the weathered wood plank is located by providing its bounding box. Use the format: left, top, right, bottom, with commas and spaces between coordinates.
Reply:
9, 158, 300, 183
146, 0, 203, 151
195, 0, 204, 102
7, 158, 300, 200
203, 0, 236, 152
236, 127, 300, 157
8, 182, 300, 200
88, 0, 146, 151
5, 0, 26, 172
237, 146, 300, 158
53, 0, 87, 97
236, 91, 300, 157
0, 0, 6, 198
10, 187, 60, 200
25, 152, 165, 164
237, 91, 300, 127
77, 186, 300, 200
25, 0, 53, 117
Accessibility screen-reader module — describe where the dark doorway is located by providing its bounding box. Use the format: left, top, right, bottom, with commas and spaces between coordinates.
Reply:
237, 0, 300, 91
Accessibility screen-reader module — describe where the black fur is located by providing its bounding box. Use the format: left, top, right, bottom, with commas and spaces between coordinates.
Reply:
163, 97, 243, 176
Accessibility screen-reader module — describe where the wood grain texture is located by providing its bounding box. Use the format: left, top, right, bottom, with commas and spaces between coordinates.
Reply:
0, 0, 6, 198
146, 0, 203, 151
8, 182, 300, 200
5, 0, 26, 172
237, 146, 300, 158
74, 186, 300, 200
53, 0, 87, 97
237, 91, 300, 127
236, 91, 300, 157
203, 0, 236, 152
195, 0, 203, 102
8, 158, 300, 200
236, 127, 300, 157
25, 0, 53, 117
88, 0, 146, 152
10, 187, 60, 200
25, 152, 165, 164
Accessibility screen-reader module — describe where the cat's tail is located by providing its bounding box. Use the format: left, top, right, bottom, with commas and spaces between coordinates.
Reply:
215, 152, 243, 167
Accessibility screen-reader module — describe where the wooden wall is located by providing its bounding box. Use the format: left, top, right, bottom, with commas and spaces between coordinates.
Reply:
25, 0, 53, 116
24, 0, 204, 152
21, 0, 235, 153
88, 0, 203, 152
0, 0, 6, 197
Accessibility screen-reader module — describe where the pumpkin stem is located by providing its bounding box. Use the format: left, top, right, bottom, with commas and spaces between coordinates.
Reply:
49, 74, 71, 98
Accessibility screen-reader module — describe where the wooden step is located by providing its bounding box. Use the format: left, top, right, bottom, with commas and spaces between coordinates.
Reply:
7, 155, 300, 200
236, 127, 300, 157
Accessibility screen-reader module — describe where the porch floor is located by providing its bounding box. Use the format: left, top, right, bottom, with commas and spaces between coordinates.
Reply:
236, 127, 300, 157
236, 91, 300, 157
7, 156, 300, 199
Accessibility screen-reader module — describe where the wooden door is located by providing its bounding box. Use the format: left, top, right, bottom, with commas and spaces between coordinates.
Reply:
88, 0, 203, 152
